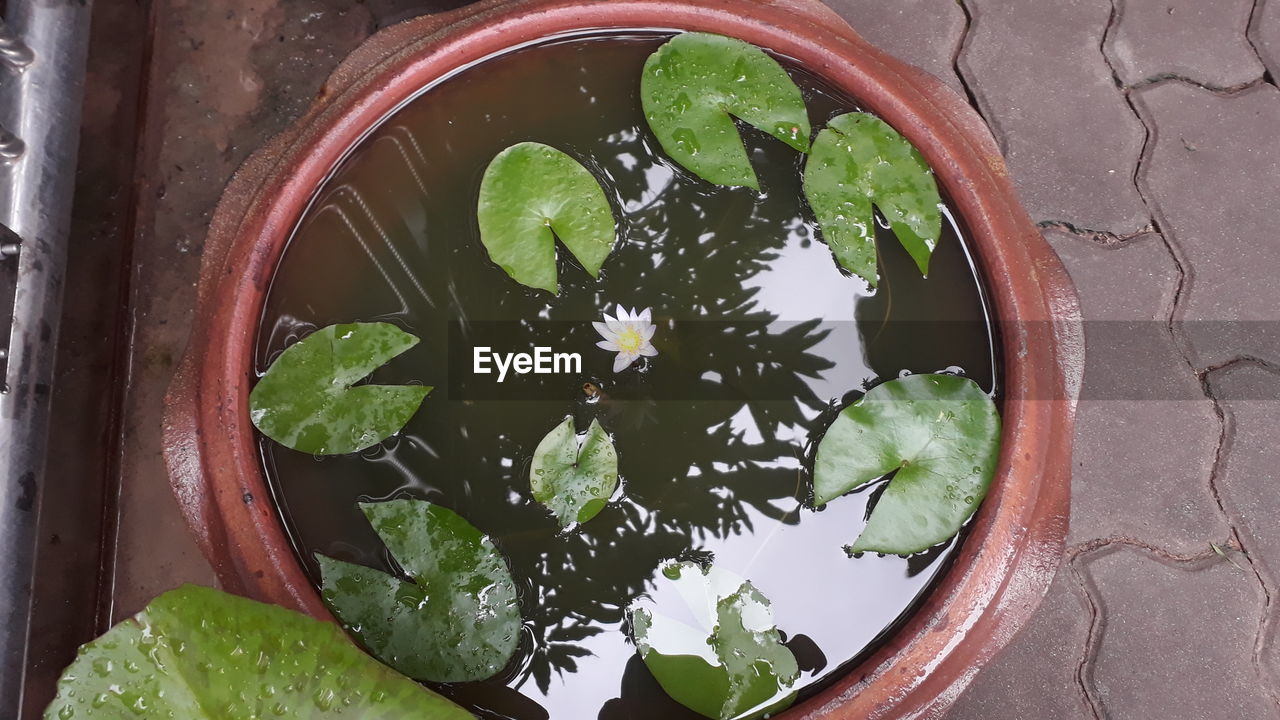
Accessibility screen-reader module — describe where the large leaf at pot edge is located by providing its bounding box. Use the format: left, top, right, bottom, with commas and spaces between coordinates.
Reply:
641, 32, 811, 189
629, 561, 798, 720
317, 499, 521, 683
477, 142, 617, 294
530, 416, 618, 527
813, 373, 1000, 555
42, 585, 472, 720
803, 112, 942, 287
249, 322, 431, 455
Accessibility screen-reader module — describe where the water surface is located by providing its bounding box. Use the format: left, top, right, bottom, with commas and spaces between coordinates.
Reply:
257, 31, 999, 719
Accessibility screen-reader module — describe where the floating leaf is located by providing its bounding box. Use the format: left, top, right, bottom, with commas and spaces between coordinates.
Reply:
249, 322, 431, 455
317, 499, 521, 683
477, 142, 617, 294
43, 585, 471, 720
530, 416, 619, 527
641, 32, 811, 189
803, 112, 942, 287
813, 374, 1000, 555
629, 562, 798, 720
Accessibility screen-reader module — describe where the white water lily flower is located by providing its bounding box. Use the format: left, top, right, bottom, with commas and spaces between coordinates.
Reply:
594, 306, 658, 373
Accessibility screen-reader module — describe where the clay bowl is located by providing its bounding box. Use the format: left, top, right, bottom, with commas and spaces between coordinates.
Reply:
163, 0, 1083, 717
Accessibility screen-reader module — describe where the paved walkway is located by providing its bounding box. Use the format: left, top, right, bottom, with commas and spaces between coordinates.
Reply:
832, 0, 1280, 716
57, 1, 1280, 718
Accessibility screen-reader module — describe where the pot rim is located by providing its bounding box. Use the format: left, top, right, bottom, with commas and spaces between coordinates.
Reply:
163, 1, 1082, 718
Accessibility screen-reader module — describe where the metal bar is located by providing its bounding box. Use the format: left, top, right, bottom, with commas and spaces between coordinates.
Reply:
0, 20, 34, 71
0, 2, 94, 717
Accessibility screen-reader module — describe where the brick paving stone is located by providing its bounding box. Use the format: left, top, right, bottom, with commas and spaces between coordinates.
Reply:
1207, 362, 1280, 694
958, 0, 1150, 235
1252, 0, 1280, 80
825, 0, 968, 96
946, 571, 1093, 719
1083, 545, 1275, 719
1133, 81, 1280, 370
1107, 0, 1266, 90
1044, 230, 1228, 554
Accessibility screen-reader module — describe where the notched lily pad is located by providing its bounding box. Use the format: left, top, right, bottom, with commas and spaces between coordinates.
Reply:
316, 499, 522, 683
478, 141, 617, 294
803, 112, 942, 287
530, 416, 619, 528
813, 374, 1000, 555
629, 561, 799, 720
43, 585, 471, 720
249, 322, 431, 455
641, 32, 811, 189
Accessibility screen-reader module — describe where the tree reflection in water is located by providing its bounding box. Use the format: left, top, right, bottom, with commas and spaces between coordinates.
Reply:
435, 120, 838, 702
257, 34, 990, 720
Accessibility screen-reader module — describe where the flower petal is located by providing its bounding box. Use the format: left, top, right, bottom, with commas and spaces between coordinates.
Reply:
638, 343, 658, 357
592, 321, 615, 339
604, 314, 626, 333
613, 352, 637, 373
640, 323, 657, 341
638, 307, 652, 323
597, 340, 620, 351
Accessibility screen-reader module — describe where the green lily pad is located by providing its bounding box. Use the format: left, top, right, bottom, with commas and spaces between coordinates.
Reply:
629, 562, 799, 720
316, 499, 521, 683
802, 112, 942, 287
641, 32, 811, 189
530, 416, 619, 527
42, 585, 472, 720
477, 142, 617, 294
249, 322, 431, 455
813, 374, 1001, 555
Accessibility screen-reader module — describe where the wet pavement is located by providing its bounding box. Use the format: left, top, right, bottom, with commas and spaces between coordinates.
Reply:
28, 0, 1280, 717
832, 0, 1280, 716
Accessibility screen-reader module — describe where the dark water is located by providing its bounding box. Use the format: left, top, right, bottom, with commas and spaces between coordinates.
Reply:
256, 32, 998, 720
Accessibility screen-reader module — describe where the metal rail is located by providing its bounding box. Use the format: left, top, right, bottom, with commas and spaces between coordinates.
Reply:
0, 3, 94, 717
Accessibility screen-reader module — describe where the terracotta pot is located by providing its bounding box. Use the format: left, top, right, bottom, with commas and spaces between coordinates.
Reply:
163, 1, 1083, 717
